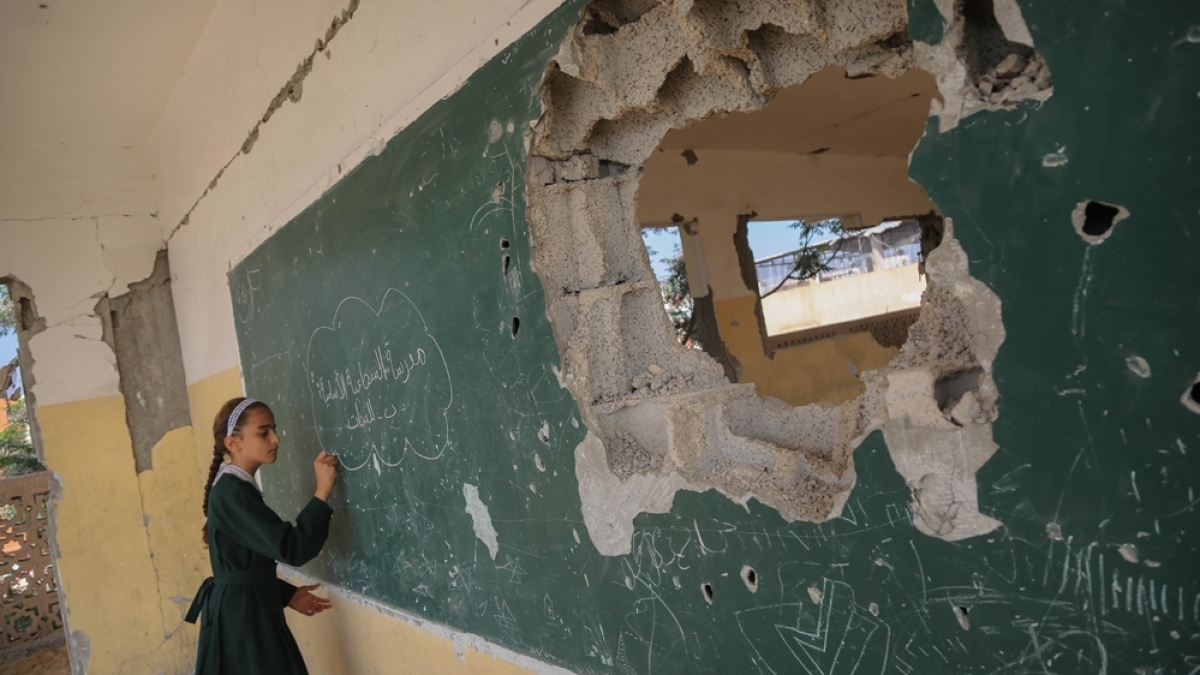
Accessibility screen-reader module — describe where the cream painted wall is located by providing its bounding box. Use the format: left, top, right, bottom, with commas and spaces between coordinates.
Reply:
157, 0, 569, 388
762, 263, 925, 335
0, 144, 161, 406
637, 148, 936, 302
0, 0, 220, 146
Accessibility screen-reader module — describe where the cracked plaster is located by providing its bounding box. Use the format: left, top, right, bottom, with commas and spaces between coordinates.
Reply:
527, 0, 1042, 554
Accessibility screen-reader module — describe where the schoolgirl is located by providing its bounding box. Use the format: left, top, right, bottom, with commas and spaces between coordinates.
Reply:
186, 397, 340, 675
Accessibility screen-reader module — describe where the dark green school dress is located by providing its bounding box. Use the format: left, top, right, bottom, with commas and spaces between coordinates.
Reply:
186, 475, 333, 675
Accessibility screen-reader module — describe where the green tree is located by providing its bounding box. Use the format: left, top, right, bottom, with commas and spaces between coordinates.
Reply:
660, 250, 697, 347
0, 285, 43, 476
760, 218, 845, 298
0, 399, 41, 477
0, 285, 14, 338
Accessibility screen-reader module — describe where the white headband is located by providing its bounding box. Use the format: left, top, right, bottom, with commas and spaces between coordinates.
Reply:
226, 398, 260, 437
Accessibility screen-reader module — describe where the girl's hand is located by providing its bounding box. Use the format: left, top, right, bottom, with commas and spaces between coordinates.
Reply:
313, 450, 339, 502
288, 583, 332, 617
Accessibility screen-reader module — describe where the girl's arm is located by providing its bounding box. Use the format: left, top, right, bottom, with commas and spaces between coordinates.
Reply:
210, 480, 332, 567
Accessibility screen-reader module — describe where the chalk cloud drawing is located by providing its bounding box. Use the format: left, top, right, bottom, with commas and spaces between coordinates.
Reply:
306, 288, 453, 473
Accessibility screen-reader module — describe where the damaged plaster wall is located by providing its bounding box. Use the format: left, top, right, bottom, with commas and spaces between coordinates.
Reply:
526, 0, 1050, 554
0, 143, 208, 672
97, 250, 193, 474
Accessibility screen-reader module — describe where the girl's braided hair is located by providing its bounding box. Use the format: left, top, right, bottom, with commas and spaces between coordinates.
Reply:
202, 397, 269, 546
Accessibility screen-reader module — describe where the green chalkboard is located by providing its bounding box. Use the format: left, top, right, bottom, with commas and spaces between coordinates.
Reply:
231, 1, 1200, 672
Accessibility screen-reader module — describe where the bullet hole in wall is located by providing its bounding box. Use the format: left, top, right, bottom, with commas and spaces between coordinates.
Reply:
1072, 200, 1129, 244
503, 255, 511, 276
741, 566, 758, 593
954, 605, 971, 630
1081, 201, 1121, 237
511, 317, 520, 338
500, 238, 510, 249
1185, 375, 1200, 415
701, 583, 714, 605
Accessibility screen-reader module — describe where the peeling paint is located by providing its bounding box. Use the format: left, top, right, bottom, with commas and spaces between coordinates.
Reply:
463, 483, 499, 560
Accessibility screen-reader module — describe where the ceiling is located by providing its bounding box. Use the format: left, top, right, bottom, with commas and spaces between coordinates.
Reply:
0, 0, 219, 147
658, 65, 940, 157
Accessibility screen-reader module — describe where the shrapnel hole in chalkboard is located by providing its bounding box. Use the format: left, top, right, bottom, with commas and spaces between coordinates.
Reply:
511, 316, 520, 338
1071, 199, 1128, 243
499, 238, 510, 249
953, 605, 971, 630
740, 565, 758, 593
701, 582, 714, 604
503, 255, 511, 276
1190, 381, 1200, 404
1081, 201, 1120, 236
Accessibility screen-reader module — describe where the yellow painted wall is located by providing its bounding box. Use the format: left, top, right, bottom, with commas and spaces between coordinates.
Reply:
283, 573, 542, 675
715, 296, 898, 406
39, 395, 204, 674
186, 366, 243, 486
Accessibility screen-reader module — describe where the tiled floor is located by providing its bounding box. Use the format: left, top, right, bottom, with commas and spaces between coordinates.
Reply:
0, 645, 70, 675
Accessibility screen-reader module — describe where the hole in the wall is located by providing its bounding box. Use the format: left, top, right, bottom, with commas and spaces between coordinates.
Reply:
701, 583, 714, 604
1072, 200, 1129, 244
953, 604, 971, 630
639, 64, 942, 405
510, 317, 520, 338
502, 255, 511, 276
740, 565, 758, 593
641, 226, 693, 347
500, 238, 510, 249
1, 279, 47, 477
1081, 201, 1120, 236
525, 0, 1023, 548
1184, 375, 1200, 415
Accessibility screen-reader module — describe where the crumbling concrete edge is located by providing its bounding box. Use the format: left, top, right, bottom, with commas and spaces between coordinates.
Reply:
916, 0, 1053, 131
277, 566, 577, 674
526, 0, 1044, 555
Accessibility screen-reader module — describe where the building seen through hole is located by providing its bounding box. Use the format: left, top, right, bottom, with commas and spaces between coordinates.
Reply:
639, 64, 944, 406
